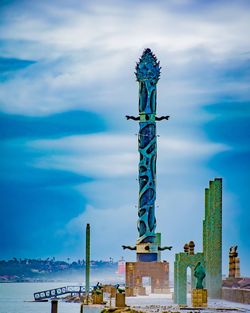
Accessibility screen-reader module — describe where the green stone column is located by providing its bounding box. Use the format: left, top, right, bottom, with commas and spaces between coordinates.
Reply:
174, 260, 178, 303
85, 223, 90, 299
191, 267, 196, 289
209, 178, 222, 298
177, 269, 187, 305
203, 178, 222, 299
175, 256, 187, 305
203, 187, 210, 291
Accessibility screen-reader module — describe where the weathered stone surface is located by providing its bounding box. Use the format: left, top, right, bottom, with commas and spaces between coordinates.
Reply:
174, 252, 204, 305
126, 261, 169, 295
174, 178, 223, 305
115, 293, 126, 307
192, 289, 207, 307
222, 287, 250, 304
203, 178, 222, 299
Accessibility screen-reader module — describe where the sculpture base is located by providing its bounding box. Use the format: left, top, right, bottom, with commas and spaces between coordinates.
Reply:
192, 289, 207, 307
136, 243, 159, 262
115, 293, 126, 307
126, 261, 169, 295
137, 253, 158, 262
92, 293, 103, 304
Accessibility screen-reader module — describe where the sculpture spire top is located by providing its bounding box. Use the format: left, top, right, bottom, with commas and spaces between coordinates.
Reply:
135, 48, 161, 83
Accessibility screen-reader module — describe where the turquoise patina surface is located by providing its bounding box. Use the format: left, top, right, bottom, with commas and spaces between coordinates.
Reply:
124, 49, 170, 262
194, 261, 206, 289
135, 49, 160, 245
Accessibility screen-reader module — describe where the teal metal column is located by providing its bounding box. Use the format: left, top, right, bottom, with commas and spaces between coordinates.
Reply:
124, 49, 171, 260
136, 49, 160, 249
85, 223, 90, 299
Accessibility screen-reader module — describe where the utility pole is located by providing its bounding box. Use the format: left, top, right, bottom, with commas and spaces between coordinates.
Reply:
85, 223, 90, 304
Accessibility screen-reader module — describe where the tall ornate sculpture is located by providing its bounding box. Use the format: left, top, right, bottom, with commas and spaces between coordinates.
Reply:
124, 49, 171, 295
135, 48, 159, 244
124, 49, 171, 262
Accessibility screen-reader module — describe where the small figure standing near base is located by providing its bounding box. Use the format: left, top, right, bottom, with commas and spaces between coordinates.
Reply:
192, 262, 208, 307
194, 261, 206, 289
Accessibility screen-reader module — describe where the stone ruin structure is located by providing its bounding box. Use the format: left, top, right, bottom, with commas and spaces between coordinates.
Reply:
174, 178, 222, 304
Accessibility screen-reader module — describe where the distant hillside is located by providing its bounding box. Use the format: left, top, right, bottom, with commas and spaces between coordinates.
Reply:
0, 258, 118, 282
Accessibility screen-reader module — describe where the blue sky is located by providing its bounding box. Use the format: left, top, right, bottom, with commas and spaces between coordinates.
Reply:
0, 0, 249, 276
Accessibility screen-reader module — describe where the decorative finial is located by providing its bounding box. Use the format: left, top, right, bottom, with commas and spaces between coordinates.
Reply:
135, 48, 161, 83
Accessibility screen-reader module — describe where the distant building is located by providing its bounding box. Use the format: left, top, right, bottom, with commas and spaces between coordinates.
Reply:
117, 257, 125, 275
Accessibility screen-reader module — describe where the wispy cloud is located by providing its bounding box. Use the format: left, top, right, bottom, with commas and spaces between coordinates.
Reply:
28, 133, 229, 177
0, 0, 250, 115
0, 0, 249, 274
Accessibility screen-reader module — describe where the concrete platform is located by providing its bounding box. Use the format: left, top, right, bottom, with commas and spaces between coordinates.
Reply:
108, 293, 250, 313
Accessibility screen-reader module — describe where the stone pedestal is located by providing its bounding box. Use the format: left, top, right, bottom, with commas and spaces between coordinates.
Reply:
192, 289, 207, 307
115, 293, 126, 307
126, 261, 169, 294
92, 293, 103, 304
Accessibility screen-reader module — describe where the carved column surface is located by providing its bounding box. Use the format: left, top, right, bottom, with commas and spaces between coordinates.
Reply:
124, 50, 170, 295
135, 49, 160, 244
124, 49, 171, 262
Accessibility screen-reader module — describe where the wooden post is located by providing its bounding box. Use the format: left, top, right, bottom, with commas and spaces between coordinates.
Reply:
51, 300, 58, 313
80, 303, 84, 313
85, 223, 90, 304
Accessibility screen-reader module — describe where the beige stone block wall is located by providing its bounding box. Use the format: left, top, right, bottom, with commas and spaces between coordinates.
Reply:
222, 287, 250, 304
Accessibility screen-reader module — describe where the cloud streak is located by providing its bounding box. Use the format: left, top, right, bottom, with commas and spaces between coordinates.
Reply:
0, 0, 249, 275
0, 0, 250, 116
28, 133, 229, 177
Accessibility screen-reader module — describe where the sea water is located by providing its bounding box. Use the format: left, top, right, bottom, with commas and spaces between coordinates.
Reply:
0, 282, 101, 313
1, 283, 249, 313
